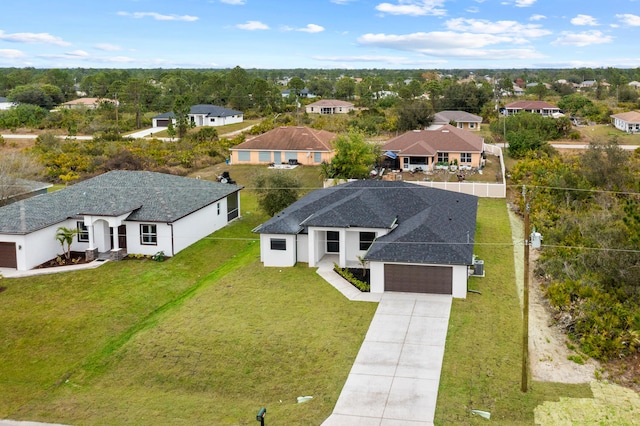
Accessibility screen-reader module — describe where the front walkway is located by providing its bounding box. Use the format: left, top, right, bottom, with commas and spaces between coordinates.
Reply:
317, 258, 452, 425
0, 259, 107, 278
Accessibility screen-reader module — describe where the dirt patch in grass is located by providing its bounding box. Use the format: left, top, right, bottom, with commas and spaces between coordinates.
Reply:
508, 205, 598, 385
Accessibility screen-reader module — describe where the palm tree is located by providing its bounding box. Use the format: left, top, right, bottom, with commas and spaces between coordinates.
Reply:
55, 226, 78, 261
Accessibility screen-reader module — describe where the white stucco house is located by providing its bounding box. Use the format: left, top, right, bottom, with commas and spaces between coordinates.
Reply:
152, 104, 244, 128
0, 171, 242, 271
611, 111, 640, 133
0, 97, 16, 110
253, 181, 478, 298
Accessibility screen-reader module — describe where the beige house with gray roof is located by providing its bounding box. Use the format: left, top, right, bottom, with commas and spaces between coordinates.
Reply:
611, 111, 640, 133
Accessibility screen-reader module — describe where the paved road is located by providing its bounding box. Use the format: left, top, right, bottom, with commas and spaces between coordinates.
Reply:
551, 143, 639, 150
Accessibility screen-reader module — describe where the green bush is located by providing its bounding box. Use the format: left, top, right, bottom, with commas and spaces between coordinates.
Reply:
333, 263, 370, 292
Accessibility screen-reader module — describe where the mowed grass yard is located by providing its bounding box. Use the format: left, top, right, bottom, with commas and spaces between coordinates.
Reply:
2, 187, 594, 425
435, 199, 591, 425
0, 193, 377, 425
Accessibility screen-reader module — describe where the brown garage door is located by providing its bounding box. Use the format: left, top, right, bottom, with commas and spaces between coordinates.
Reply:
155, 119, 170, 127
0, 242, 17, 268
384, 264, 452, 294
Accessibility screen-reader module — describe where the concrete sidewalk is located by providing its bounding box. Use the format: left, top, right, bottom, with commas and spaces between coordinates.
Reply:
317, 261, 452, 425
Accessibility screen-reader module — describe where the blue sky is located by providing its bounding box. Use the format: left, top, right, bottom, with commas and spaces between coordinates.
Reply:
1, 0, 639, 69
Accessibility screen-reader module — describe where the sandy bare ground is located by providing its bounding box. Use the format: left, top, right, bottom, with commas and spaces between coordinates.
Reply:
507, 205, 598, 384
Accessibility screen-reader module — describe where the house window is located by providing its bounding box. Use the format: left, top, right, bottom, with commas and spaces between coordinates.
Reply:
217, 202, 221, 215
469, 123, 476, 129
359, 232, 376, 251
326, 231, 339, 253
77, 222, 89, 242
210, 118, 216, 123
270, 238, 286, 251
314, 152, 321, 163
460, 153, 472, 163
457, 123, 463, 129
437, 152, 449, 164
259, 151, 271, 162
238, 151, 250, 161
140, 224, 157, 245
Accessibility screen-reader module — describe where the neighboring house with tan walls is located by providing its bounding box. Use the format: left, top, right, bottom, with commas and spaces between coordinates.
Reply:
432, 111, 483, 131
305, 99, 354, 115
382, 124, 484, 172
230, 126, 336, 165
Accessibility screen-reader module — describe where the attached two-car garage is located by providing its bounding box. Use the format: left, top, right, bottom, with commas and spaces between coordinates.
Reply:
384, 264, 453, 294
0, 242, 17, 268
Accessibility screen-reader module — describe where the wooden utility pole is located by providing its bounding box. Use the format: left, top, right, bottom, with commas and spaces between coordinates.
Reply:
521, 185, 530, 392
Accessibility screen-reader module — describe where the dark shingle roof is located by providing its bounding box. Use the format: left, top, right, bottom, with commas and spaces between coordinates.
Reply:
0, 171, 242, 234
152, 104, 243, 119
254, 180, 478, 265
433, 111, 482, 125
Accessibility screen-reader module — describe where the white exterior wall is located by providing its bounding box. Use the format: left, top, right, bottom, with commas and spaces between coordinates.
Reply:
370, 262, 385, 293
451, 264, 468, 299
296, 234, 309, 263
125, 222, 173, 256
260, 234, 297, 267
345, 228, 388, 266
171, 201, 228, 254
20, 222, 74, 270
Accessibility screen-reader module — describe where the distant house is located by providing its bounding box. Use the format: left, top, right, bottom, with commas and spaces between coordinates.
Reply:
504, 101, 560, 117
60, 97, 117, 109
305, 99, 354, 115
432, 111, 483, 131
152, 104, 243, 128
281, 88, 317, 99
230, 126, 336, 165
382, 124, 484, 172
253, 180, 478, 298
580, 80, 597, 89
0, 171, 242, 271
611, 111, 640, 133
0, 178, 52, 207
629, 81, 640, 90
0, 97, 16, 110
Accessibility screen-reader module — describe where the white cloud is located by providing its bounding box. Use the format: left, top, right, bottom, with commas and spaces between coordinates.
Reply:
571, 14, 599, 26
551, 30, 613, 47
616, 14, 640, 26
117, 11, 199, 22
375, 0, 447, 17
95, 43, 122, 51
0, 49, 26, 59
530, 14, 546, 21
445, 18, 551, 38
219, 0, 246, 4
0, 30, 70, 46
283, 24, 325, 33
236, 21, 270, 30
359, 31, 505, 50
313, 54, 447, 65
466, 6, 480, 13
514, 0, 536, 7
65, 50, 89, 57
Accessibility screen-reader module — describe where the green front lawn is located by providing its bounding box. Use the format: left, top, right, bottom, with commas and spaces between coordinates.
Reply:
1, 194, 596, 425
435, 199, 591, 424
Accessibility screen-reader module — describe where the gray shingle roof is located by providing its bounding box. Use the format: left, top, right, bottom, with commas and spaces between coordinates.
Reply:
433, 111, 483, 124
0, 171, 242, 234
152, 104, 243, 119
254, 180, 478, 265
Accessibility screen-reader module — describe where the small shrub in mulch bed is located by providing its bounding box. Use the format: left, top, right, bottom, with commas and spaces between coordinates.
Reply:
333, 263, 370, 292
35, 251, 91, 269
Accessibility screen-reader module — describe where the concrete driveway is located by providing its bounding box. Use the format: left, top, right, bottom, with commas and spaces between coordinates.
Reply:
317, 262, 451, 425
